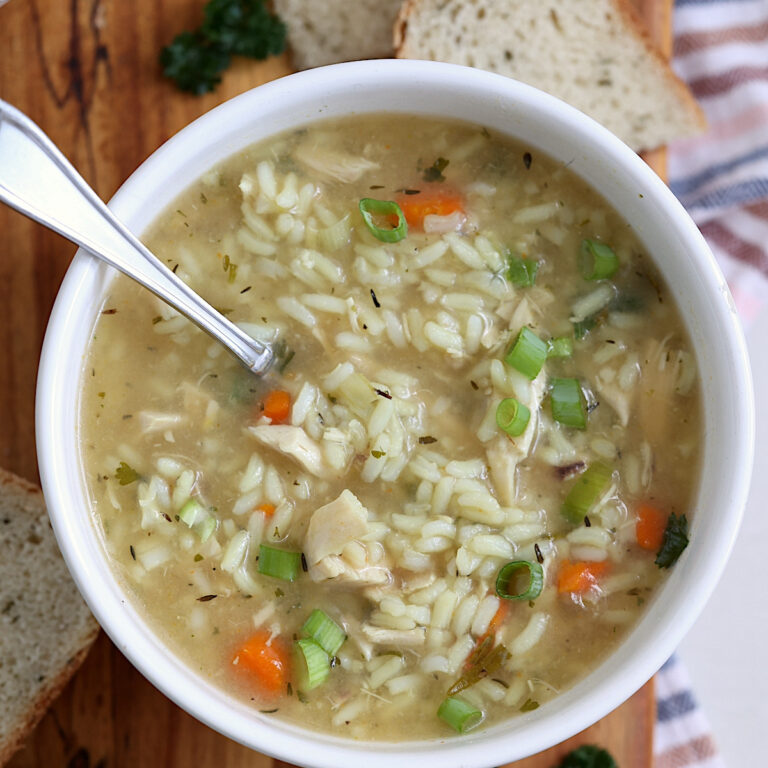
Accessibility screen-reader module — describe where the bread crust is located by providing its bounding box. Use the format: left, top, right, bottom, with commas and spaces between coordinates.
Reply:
0, 468, 100, 767
393, 0, 706, 143
611, 0, 707, 131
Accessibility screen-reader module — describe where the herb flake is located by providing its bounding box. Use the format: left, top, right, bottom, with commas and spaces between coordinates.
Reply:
114, 461, 139, 486
423, 157, 449, 183
655, 513, 689, 568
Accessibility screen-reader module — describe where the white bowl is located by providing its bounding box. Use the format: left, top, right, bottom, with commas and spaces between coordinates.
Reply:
36, 60, 754, 767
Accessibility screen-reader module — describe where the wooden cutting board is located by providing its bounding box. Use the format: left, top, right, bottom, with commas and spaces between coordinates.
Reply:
0, 0, 669, 765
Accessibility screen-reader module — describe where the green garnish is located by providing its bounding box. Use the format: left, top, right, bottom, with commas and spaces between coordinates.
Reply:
370, 449, 386, 459
114, 461, 139, 486
358, 198, 407, 243
655, 513, 689, 568
550, 377, 587, 429
179, 499, 217, 542
556, 744, 618, 768
295, 638, 330, 690
258, 544, 302, 581
519, 698, 540, 712
506, 254, 540, 286
561, 462, 614, 524
437, 697, 483, 733
447, 636, 510, 696
160, 31, 231, 95
201, 0, 286, 58
579, 239, 619, 280
160, 0, 286, 94
423, 157, 449, 182
547, 337, 573, 358
302, 609, 346, 656
573, 316, 599, 340
496, 398, 531, 437
496, 560, 544, 600
504, 327, 548, 380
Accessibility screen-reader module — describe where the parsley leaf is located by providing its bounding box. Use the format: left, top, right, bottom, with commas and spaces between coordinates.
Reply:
202, 0, 286, 58
160, 31, 230, 95
114, 461, 140, 486
655, 512, 689, 568
556, 745, 617, 768
160, 0, 286, 94
423, 157, 449, 182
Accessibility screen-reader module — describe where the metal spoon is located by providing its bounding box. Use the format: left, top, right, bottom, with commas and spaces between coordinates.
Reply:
0, 99, 274, 376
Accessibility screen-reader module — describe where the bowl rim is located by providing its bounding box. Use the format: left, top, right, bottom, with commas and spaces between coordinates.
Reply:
36, 59, 754, 767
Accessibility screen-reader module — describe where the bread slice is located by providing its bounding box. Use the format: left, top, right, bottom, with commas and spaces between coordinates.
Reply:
274, 0, 403, 70
0, 469, 99, 765
394, 0, 706, 152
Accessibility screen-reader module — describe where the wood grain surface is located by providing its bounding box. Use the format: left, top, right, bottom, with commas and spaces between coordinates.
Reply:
0, 0, 668, 765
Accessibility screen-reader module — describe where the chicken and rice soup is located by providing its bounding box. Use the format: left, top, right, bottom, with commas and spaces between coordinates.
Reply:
81, 115, 699, 739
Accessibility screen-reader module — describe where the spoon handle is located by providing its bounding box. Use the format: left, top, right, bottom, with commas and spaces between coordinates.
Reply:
0, 99, 274, 375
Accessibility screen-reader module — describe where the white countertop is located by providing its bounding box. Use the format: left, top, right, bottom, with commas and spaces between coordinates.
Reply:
679, 306, 768, 766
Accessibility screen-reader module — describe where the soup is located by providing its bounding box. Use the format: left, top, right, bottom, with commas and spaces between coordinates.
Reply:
80, 115, 699, 739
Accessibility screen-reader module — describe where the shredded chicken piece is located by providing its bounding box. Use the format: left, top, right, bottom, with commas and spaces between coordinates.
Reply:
304, 490, 391, 586
639, 336, 683, 442
487, 372, 547, 505
595, 380, 631, 426
248, 424, 330, 477
295, 143, 380, 183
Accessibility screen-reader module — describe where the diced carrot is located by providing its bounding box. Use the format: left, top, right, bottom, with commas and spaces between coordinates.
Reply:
485, 600, 510, 637
636, 504, 667, 551
263, 390, 291, 424
557, 560, 610, 594
396, 189, 464, 229
234, 630, 289, 694
257, 503, 276, 518
467, 598, 510, 663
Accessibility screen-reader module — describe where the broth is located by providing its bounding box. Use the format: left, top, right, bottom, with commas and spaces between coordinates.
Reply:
80, 115, 700, 740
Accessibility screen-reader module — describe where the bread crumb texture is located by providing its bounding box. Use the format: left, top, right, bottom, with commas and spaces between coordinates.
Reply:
275, 0, 404, 69
395, 0, 706, 151
0, 469, 99, 765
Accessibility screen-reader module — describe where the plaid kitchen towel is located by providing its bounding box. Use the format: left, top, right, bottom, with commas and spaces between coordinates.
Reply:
654, 656, 726, 768
653, 5, 765, 765
669, 0, 768, 325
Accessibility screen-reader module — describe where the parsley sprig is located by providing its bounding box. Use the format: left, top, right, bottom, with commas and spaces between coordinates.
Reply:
160, 0, 286, 94
655, 513, 690, 568
556, 745, 617, 768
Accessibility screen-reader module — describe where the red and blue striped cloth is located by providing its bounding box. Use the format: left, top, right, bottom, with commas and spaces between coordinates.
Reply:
653, 5, 764, 765
669, 0, 768, 326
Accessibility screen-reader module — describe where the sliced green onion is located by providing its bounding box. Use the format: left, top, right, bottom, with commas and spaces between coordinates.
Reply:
496, 398, 530, 437
506, 254, 539, 286
579, 239, 619, 280
359, 198, 407, 243
179, 499, 216, 541
302, 609, 346, 656
258, 544, 302, 582
547, 336, 573, 358
295, 638, 330, 690
437, 696, 484, 734
197, 516, 216, 543
550, 377, 587, 429
179, 498, 204, 526
504, 327, 548, 379
573, 316, 598, 340
562, 462, 614, 524
496, 560, 544, 600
